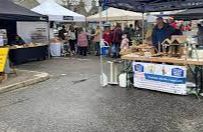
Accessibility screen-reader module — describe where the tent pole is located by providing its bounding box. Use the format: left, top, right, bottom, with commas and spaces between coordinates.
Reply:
47, 21, 51, 59
99, 6, 104, 86
105, 7, 108, 22
142, 12, 145, 44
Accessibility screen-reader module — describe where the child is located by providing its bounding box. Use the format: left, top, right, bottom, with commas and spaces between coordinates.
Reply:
120, 34, 129, 50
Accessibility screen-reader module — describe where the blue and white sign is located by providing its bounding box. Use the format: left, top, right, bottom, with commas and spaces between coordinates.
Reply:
133, 62, 187, 95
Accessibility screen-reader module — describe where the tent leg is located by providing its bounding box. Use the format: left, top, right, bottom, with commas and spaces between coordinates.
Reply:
142, 13, 145, 44
105, 7, 108, 22
99, 6, 105, 87
47, 21, 51, 59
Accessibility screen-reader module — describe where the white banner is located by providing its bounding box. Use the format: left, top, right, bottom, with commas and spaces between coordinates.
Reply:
133, 62, 187, 95
17, 22, 48, 43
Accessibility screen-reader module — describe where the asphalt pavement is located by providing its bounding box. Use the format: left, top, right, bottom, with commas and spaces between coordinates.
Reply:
0, 56, 203, 132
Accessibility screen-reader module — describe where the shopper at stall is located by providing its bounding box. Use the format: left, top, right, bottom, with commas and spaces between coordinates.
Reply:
68, 25, 76, 55
103, 25, 112, 56
93, 26, 101, 56
152, 17, 175, 50
112, 23, 123, 58
58, 25, 67, 40
103, 25, 111, 45
129, 24, 135, 37
123, 24, 135, 41
88, 27, 96, 54
77, 27, 91, 56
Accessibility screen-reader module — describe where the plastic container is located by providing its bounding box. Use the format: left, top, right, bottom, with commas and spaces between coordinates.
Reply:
119, 73, 127, 88
101, 46, 110, 56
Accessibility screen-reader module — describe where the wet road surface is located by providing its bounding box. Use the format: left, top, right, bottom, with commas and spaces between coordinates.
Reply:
0, 57, 203, 132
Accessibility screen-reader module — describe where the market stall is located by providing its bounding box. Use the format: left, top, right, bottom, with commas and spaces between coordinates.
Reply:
99, 0, 203, 95
0, 0, 48, 65
87, 7, 143, 22
31, 0, 85, 22
31, 0, 86, 57
9, 44, 48, 65
120, 34, 203, 95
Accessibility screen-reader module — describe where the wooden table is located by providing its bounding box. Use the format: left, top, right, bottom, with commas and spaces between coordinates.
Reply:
9, 45, 48, 65
122, 53, 203, 66
121, 53, 203, 94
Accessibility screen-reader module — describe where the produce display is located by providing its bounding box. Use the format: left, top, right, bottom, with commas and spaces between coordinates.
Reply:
161, 36, 187, 58
120, 35, 190, 59
120, 44, 156, 57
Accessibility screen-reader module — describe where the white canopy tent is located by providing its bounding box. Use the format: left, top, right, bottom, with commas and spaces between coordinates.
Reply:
31, 0, 85, 22
87, 7, 144, 22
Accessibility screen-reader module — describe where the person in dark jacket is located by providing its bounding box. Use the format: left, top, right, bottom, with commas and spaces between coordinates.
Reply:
112, 23, 123, 58
58, 25, 67, 40
152, 17, 175, 50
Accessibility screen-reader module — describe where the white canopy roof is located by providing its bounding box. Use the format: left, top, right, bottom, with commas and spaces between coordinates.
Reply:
31, 0, 85, 22
87, 7, 144, 22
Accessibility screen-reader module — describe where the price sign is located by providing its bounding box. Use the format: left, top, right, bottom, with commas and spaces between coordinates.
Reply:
0, 48, 9, 72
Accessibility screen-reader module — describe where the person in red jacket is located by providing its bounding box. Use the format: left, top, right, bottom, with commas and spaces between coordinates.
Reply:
112, 23, 123, 58
103, 26, 111, 45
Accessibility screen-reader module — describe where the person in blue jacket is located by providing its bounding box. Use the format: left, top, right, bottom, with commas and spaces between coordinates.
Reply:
152, 17, 175, 50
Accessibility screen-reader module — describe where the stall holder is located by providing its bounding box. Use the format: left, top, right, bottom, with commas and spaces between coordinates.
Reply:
121, 54, 203, 95
9, 45, 48, 65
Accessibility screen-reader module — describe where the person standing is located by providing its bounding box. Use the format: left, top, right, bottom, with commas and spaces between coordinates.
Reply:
152, 17, 175, 50
103, 25, 111, 45
93, 26, 101, 56
112, 23, 123, 58
58, 25, 67, 41
129, 24, 135, 36
103, 25, 112, 56
134, 20, 142, 37
128, 24, 135, 45
68, 25, 76, 55
77, 28, 90, 56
